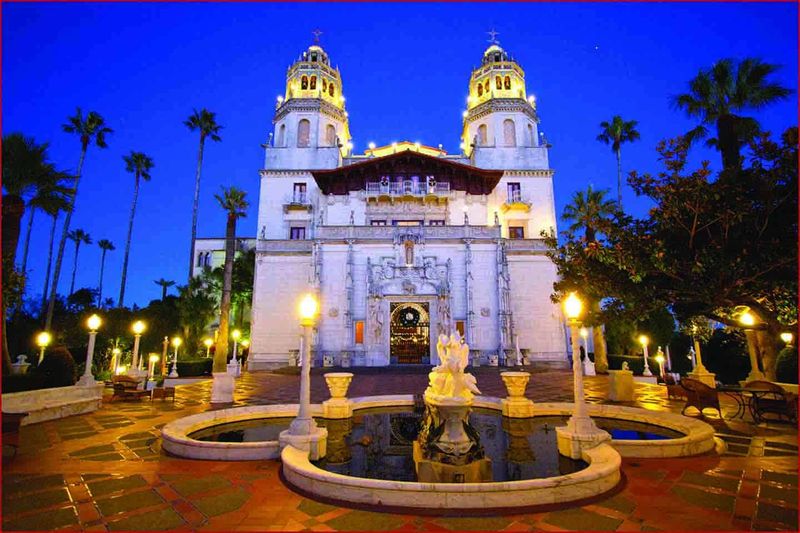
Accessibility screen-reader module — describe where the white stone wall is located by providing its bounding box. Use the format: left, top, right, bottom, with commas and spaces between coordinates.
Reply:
257, 172, 319, 240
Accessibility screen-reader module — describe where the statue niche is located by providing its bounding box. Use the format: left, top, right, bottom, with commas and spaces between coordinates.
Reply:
404, 240, 414, 266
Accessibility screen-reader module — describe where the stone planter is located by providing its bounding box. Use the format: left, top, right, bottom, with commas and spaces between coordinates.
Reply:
501, 371, 534, 418
323, 372, 354, 419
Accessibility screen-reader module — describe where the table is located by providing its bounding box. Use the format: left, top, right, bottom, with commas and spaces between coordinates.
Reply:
717, 386, 776, 420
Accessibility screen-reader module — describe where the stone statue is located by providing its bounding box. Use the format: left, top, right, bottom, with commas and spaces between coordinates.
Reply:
425, 331, 481, 402
436, 296, 451, 337
621, 361, 630, 371
370, 298, 383, 341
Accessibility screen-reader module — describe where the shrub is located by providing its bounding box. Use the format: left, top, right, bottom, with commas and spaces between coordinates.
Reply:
775, 346, 798, 384
176, 358, 213, 377
2, 373, 47, 393
702, 329, 749, 385
33, 345, 77, 387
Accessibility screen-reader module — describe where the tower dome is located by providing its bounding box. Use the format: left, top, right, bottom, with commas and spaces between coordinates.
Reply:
482, 44, 509, 64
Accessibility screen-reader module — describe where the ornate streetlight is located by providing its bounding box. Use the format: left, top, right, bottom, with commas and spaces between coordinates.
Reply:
203, 338, 213, 358
739, 311, 765, 382
169, 337, 182, 378
780, 332, 794, 345
148, 354, 159, 380
36, 331, 51, 365
129, 320, 146, 377
279, 293, 328, 459
77, 314, 102, 386
555, 292, 609, 460
638, 335, 653, 377
110, 347, 121, 374
655, 353, 666, 379
231, 329, 241, 362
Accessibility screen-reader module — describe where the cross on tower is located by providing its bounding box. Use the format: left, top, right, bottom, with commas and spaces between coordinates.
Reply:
311, 29, 323, 44
487, 28, 500, 45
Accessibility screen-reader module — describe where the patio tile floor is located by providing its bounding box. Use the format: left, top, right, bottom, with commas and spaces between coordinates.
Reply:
2, 367, 797, 531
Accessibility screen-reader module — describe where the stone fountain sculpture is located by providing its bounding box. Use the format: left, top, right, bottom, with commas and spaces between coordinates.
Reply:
413, 332, 492, 483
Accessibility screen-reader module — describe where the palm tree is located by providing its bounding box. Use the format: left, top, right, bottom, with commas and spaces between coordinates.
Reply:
154, 278, 176, 300
674, 58, 791, 170
562, 186, 618, 374
97, 239, 115, 307
185, 109, 223, 282
20, 167, 73, 279
597, 116, 640, 207
213, 186, 249, 374
118, 151, 154, 308
45, 108, 112, 330
39, 193, 72, 320
67, 229, 92, 295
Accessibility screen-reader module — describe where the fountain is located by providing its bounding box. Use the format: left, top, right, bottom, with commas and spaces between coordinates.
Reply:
413, 332, 492, 483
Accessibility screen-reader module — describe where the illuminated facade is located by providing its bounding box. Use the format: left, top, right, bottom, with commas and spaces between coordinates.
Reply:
249, 41, 566, 368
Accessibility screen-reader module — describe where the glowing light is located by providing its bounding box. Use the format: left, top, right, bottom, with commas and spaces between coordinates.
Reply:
171, 337, 182, 348
739, 311, 755, 327
116, 365, 127, 375
149, 354, 160, 363
277, 95, 284, 102
36, 331, 51, 348
562, 293, 583, 320
203, 338, 213, 348
638, 335, 649, 346
112, 348, 121, 355
132, 320, 146, 335
241, 339, 250, 348
368, 142, 376, 150
414, 142, 420, 150
346, 141, 354, 151
87, 314, 102, 332
299, 294, 319, 321
462, 110, 468, 118
459, 142, 466, 150
780, 332, 793, 344
232, 329, 241, 341
655, 354, 665, 363
579, 327, 589, 339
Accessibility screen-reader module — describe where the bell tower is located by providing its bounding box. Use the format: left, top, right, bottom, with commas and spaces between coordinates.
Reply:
267, 39, 352, 169
460, 39, 548, 170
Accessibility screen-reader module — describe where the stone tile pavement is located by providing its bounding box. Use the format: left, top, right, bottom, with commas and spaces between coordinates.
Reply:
2, 367, 797, 531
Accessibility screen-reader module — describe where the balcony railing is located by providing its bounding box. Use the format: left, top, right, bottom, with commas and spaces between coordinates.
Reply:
283, 193, 312, 213
365, 181, 450, 198
501, 191, 532, 212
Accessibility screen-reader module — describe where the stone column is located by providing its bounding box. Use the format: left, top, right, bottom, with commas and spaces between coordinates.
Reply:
77, 331, 98, 386
743, 329, 766, 383
688, 335, 717, 388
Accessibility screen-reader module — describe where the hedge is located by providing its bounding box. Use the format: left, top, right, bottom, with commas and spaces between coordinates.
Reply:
176, 359, 213, 377
776, 346, 798, 384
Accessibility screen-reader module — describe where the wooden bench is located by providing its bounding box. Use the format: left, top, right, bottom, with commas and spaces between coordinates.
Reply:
2, 412, 29, 458
110, 375, 149, 402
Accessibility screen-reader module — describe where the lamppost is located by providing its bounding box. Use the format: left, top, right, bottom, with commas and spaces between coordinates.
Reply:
555, 292, 609, 460
655, 353, 666, 379
148, 354, 159, 380
161, 336, 169, 375
203, 338, 213, 358
638, 335, 653, 377
78, 314, 102, 386
279, 293, 328, 459
739, 311, 766, 382
36, 331, 51, 365
129, 320, 146, 377
232, 329, 241, 362
240, 339, 250, 372
169, 337, 181, 378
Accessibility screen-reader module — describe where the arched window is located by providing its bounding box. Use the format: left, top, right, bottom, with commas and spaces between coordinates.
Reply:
527, 124, 534, 146
329, 83, 335, 97
477, 124, 488, 146
325, 124, 336, 146
297, 119, 311, 147
301, 76, 308, 90
277, 124, 286, 147
504, 76, 511, 90
484, 80, 489, 93
477, 83, 483, 97
323, 79, 327, 91
310, 76, 317, 90
503, 119, 516, 146
496, 76, 502, 90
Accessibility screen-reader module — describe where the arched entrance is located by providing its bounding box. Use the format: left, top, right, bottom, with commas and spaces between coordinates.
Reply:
390, 303, 430, 364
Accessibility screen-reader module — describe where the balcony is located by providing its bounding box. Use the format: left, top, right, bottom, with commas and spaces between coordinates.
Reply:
365, 181, 450, 202
500, 190, 532, 213
283, 193, 313, 213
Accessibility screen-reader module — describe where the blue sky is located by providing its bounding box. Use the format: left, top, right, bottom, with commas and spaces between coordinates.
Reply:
3, 2, 797, 308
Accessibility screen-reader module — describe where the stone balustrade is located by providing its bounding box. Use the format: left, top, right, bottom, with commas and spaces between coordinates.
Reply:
2, 384, 104, 425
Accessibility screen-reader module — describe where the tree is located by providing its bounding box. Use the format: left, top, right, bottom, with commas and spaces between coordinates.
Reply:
66, 229, 92, 296
154, 278, 176, 300
176, 278, 217, 358
199, 246, 255, 328
597, 116, 640, 207
547, 127, 797, 380
39, 192, 72, 319
560, 186, 620, 373
213, 186, 249, 373
45, 108, 112, 330
118, 151, 154, 308
184, 109, 222, 282
674, 58, 791, 170
97, 239, 115, 307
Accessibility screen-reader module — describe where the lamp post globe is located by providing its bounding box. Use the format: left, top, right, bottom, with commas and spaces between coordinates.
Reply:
169, 337, 182, 378
203, 338, 213, 358
780, 332, 794, 345
129, 320, 147, 376
36, 331, 51, 365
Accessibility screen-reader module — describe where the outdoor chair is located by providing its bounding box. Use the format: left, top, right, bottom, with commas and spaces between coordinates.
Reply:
110, 375, 149, 402
680, 378, 721, 417
663, 374, 687, 401
2, 412, 28, 458
150, 386, 176, 402
743, 380, 798, 424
